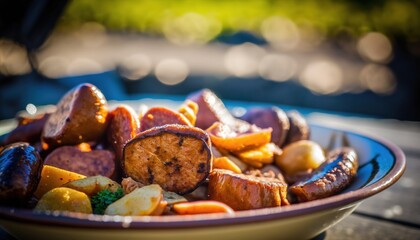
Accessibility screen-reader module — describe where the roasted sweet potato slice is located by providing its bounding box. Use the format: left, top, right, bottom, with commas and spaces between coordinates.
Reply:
206, 121, 272, 152
42, 83, 108, 148
139, 107, 191, 132
123, 124, 212, 194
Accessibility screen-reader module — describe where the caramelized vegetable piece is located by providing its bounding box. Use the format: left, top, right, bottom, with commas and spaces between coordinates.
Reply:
233, 143, 281, 166
139, 107, 191, 132
34, 165, 86, 199
63, 175, 121, 197
187, 89, 237, 130
208, 169, 289, 210
106, 105, 140, 165
290, 147, 358, 202
173, 200, 234, 215
241, 107, 290, 147
213, 157, 242, 173
123, 124, 212, 194
206, 121, 272, 152
34, 187, 92, 214
0, 143, 43, 206
275, 140, 326, 177
42, 83, 108, 148
284, 111, 310, 146
105, 184, 163, 216
44, 146, 116, 179
178, 100, 199, 126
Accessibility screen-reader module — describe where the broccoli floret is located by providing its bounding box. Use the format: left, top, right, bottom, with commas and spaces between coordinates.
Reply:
91, 188, 124, 215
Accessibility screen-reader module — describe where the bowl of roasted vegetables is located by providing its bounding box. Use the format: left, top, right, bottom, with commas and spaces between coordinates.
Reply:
0, 84, 405, 240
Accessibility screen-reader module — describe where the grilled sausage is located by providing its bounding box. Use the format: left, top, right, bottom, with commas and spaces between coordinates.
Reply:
187, 89, 237, 130
106, 105, 140, 178
241, 107, 290, 147
44, 146, 116, 179
0, 142, 43, 206
208, 169, 289, 210
139, 107, 191, 132
42, 83, 108, 148
123, 124, 212, 195
290, 147, 358, 202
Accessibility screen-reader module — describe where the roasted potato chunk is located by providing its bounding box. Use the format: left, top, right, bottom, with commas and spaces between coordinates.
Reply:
63, 175, 121, 197
34, 187, 92, 214
105, 184, 163, 216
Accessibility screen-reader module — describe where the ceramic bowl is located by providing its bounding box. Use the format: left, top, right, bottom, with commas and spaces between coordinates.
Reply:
0, 99, 406, 240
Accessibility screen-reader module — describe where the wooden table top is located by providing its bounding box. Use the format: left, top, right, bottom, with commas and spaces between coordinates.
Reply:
1, 111, 419, 240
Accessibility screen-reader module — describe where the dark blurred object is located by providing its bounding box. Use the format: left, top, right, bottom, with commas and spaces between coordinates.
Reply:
0, 0, 68, 51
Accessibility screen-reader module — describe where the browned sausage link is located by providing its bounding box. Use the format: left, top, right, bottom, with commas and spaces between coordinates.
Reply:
107, 105, 140, 162
44, 146, 116, 179
139, 107, 191, 132
123, 124, 212, 195
0, 142, 43, 206
290, 147, 358, 202
3, 113, 50, 145
208, 169, 289, 211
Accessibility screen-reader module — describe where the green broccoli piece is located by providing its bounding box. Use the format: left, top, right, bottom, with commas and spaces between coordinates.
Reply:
91, 188, 124, 215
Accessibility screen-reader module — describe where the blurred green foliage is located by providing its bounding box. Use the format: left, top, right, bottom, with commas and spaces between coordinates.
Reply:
59, 0, 419, 40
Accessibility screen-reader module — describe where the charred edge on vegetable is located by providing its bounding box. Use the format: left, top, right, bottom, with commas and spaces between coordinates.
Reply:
178, 136, 184, 147
164, 161, 173, 166
175, 164, 182, 172
197, 162, 206, 173
200, 142, 206, 154
147, 166, 154, 183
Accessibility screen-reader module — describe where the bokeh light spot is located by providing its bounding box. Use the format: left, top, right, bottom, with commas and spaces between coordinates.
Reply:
66, 58, 104, 76
119, 54, 152, 80
357, 32, 393, 63
224, 43, 265, 77
261, 16, 300, 50
0, 39, 31, 75
38, 56, 69, 78
155, 58, 189, 85
359, 64, 396, 95
300, 60, 343, 94
258, 54, 297, 82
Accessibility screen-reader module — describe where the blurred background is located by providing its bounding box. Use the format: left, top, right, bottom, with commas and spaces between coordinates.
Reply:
0, 0, 419, 121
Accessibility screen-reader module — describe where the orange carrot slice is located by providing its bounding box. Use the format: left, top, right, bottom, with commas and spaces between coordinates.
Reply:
173, 200, 234, 215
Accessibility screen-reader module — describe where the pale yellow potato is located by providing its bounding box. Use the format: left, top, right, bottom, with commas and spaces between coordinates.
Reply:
105, 184, 163, 216
34, 187, 92, 214
62, 175, 121, 197
275, 140, 326, 176
34, 165, 86, 199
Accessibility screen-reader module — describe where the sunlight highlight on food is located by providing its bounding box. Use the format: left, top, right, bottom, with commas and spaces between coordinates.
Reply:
25, 104, 37, 115
66, 58, 104, 76
357, 32, 393, 63
224, 43, 265, 77
300, 61, 343, 94
260, 16, 300, 50
163, 13, 222, 45
155, 58, 189, 85
0, 39, 31, 75
118, 54, 152, 80
38, 56, 69, 78
258, 54, 297, 82
359, 64, 396, 95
